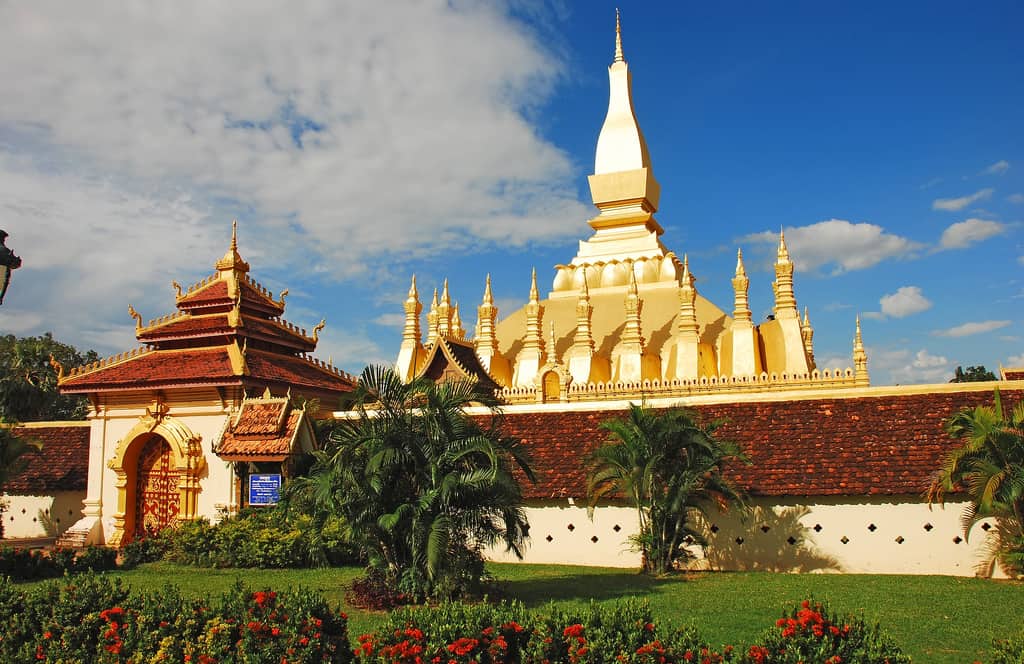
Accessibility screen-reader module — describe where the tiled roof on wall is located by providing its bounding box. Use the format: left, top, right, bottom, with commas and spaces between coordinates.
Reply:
4, 424, 91, 494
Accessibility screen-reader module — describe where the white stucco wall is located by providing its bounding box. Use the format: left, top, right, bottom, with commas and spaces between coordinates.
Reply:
485, 496, 1009, 577
1, 491, 85, 539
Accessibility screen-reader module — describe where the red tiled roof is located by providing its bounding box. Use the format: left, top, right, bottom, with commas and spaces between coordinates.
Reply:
243, 317, 315, 351
4, 424, 90, 494
138, 314, 232, 341
218, 408, 307, 461
177, 278, 230, 309
1003, 369, 1024, 381
60, 348, 236, 391
136, 313, 314, 351
245, 349, 353, 395
495, 388, 1024, 500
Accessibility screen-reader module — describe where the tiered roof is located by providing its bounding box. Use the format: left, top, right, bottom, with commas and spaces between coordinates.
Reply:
57, 224, 355, 402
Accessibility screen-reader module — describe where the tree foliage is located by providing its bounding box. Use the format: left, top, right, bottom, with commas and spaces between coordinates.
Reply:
0, 333, 99, 422
950, 365, 997, 383
927, 389, 1024, 577
587, 404, 747, 575
284, 365, 534, 601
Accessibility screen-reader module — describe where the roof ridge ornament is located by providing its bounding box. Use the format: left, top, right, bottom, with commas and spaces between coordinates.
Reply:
215, 219, 250, 274
614, 7, 624, 63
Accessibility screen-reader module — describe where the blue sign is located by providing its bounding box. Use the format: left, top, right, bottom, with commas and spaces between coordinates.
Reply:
248, 473, 282, 505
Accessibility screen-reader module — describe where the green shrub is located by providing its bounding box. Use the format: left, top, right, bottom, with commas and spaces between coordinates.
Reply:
745, 599, 910, 664
74, 544, 118, 572
0, 545, 83, 580
991, 627, 1024, 664
119, 532, 171, 569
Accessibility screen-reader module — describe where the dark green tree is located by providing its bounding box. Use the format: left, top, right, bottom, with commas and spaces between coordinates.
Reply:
285, 365, 533, 600
927, 390, 1024, 577
950, 365, 997, 383
588, 404, 747, 575
0, 333, 99, 422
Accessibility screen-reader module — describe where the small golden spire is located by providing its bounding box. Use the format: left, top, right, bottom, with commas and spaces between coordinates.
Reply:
216, 219, 250, 274
853, 315, 869, 386
408, 274, 418, 299
483, 273, 494, 304
803, 307, 811, 327
529, 267, 539, 303
425, 287, 440, 346
614, 8, 624, 63
778, 228, 791, 261
549, 320, 558, 361
452, 303, 466, 340
437, 278, 453, 339
735, 248, 747, 277
732, 248, 752, 325
230, 219, 238, 252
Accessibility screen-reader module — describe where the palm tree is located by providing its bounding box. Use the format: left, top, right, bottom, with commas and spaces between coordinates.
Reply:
288, 365, 534, 600
588, 404, 746, 575
927, 389, 1024, 576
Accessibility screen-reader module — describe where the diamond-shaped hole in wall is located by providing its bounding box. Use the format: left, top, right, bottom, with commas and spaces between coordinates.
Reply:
567, 523, 575, 531
953, 536, 963, 544
735, 537, 744, 545
813, 524, 822, 532
545, 535, 553, 542
613, 524, 621, 532
981, 522, 992, 531
895, 536, 905, 544
868, 524, 877, 532
591, 536, 599, 543
761, 525, 771, 533
710, 524, 719, 533
786, 536, 797, 545
923, 523, 933, 532
840, 536, 850, 544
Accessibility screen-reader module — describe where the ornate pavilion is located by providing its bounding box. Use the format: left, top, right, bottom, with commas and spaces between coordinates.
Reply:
52, 226, 354, 546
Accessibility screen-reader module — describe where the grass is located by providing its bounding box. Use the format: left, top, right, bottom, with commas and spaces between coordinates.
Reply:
28, 562, 1024, 663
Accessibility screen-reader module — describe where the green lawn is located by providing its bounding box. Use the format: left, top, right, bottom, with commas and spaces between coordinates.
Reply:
52, 562, 1023, 663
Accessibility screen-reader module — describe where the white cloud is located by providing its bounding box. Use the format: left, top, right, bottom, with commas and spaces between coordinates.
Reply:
879, 286, 932, 318
932, 188, 994, 211
1009, 193, 1024, 204
372, 313, 406, 329
0, 1, 590, 353
888, 349, 952, 384
938, 218, 1007, 249
981, 160, 1010, 175
1007, 353, 1024, 366
741, 220, 922, 274
933, 320, 1011, 337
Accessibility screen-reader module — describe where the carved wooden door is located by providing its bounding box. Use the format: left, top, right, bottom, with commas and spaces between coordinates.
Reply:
134, 436, 180, 537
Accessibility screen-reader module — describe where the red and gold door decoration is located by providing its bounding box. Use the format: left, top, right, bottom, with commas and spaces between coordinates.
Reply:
134, 436, 181, 536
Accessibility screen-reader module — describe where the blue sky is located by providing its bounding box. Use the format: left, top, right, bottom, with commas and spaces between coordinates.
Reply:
0, 1, 1020, 385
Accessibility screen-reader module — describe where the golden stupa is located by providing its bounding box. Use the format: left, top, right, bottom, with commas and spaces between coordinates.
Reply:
396, 12, 867, 403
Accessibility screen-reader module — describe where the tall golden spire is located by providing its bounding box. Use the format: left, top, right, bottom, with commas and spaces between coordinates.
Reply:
572, 272, 595, 354
402, 275, 422, 345
437, 278, 453, 339
801, 306, 815, 366
452, 303, 466, 340
772, 229, 798, 319
621, 268, 646, 348
513, 268, 547, 386
732, 249, 752, 326
677, 254, 699, 341
853, 316, 869, 386
476, 274, 498, 354
425, 288, 440, 346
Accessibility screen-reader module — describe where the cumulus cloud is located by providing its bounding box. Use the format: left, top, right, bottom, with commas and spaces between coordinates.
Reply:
1009, 193, 1024, 204
0, 1, 591, 356
888, 349, 952, 384
938, 218, 1007, 249
1008, 353, 1024, 366
981, 160, 1010, 175
879, 286, 932, 318
933, 320, 1011, 337
740, 220, 922, 275
932, 188, 994, 212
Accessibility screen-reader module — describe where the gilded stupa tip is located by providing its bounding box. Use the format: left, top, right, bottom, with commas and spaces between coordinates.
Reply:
627, 264, 638, 294
483, 273, 494, 304
803, 306, 811, 326
430, 288, 439, 309
441, 278, 450, 304
529, 267, 539, 301
408, 274, 418, 298
777, 228, 791, 261
614, 8, 624, 64
735, 248, 747, 276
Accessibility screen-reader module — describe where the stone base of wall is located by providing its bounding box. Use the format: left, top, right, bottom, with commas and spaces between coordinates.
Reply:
485, 497, 1010, 578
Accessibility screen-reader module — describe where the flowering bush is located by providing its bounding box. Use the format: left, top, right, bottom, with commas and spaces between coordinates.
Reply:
746, 599, 910, 664
0, 544, 111, 580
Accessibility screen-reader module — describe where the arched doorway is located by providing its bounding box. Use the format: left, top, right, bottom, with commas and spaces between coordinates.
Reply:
542, 370, 560, 402
133, 435, 181, 538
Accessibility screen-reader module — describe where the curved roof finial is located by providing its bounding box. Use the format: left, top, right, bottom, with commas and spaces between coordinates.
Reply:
614, 8, 624, 63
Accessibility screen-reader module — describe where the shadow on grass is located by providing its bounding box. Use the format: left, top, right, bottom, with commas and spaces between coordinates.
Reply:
497, 570, 682, 607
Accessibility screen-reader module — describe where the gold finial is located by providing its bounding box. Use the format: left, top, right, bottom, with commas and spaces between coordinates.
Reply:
431, 287, 439, 308
230, 219, 238, 251
408, 274, 418, 299
627, 263, 638, 295
735, 248, 747, 276
216, 219, 249, 273
441, 278, 450, 305
483, 273, 493, 304
579, 269, 589, 297
172, 280, 182, 298
778, 227, 791, 261
803, 307, 811, 327
312, 318, 326, 342
614, 8, 624, 63
452, 303, 465, 340
529, 267, 539, 302
128, 304, 142, 329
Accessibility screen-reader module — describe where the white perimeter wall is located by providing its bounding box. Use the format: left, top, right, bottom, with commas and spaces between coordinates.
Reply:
485, 496, 1009, 577
1, 491, 85, 539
